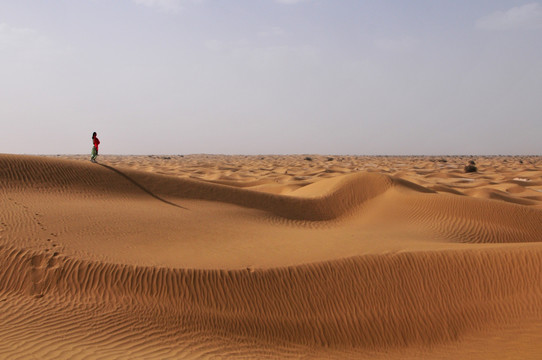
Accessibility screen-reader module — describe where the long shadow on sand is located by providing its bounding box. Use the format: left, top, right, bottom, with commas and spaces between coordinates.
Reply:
97, 163, 189, 210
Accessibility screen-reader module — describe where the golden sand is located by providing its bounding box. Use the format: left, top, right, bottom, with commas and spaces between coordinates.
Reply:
0, 154, 541, 359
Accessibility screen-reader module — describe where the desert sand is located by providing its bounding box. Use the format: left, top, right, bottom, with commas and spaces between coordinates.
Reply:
1, 153, 541, 359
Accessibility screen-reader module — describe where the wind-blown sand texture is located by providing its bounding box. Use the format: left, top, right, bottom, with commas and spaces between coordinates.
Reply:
1, 154, 541, 359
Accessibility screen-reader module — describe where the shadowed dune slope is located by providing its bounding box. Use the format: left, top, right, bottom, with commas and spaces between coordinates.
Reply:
1, 154, 542, 359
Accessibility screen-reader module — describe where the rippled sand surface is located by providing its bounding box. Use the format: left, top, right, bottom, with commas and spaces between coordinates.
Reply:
1, 154, 541, 359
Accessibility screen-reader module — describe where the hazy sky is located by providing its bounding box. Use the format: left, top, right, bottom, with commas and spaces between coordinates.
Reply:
1, 1, 541, 155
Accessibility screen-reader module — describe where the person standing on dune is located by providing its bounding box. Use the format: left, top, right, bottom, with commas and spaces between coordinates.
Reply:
91, 132, 100, 163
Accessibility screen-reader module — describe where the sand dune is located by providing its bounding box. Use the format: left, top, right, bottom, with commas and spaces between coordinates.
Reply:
1, 154, 541, 359
58, 154, 542, 208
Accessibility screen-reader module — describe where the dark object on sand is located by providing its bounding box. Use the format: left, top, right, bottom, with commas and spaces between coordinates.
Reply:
304, 157, 313, 161
464, 160, 477, 173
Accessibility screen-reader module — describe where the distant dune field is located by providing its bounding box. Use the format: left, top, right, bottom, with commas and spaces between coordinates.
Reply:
1, 154, 541, 359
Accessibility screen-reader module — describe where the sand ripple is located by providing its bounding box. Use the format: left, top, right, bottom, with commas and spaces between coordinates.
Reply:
1, 154, 541, 359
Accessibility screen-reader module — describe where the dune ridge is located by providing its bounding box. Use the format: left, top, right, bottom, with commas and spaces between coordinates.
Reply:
1, 154, 542, 359
0, 154, 411, 221
77, 154, 542, 209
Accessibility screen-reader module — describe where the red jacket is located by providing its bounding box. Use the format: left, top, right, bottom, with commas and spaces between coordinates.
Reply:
93, 137, 100, 151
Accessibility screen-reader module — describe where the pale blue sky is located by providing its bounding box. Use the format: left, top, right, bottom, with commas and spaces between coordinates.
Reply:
1, 1, 541, 155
